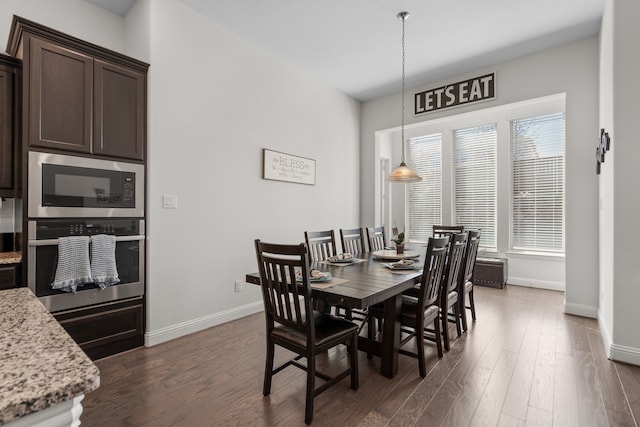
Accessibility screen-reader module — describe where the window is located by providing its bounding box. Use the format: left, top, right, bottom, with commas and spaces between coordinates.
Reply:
406, 133, 442, 242
399, 94, 565, 256
511, 112, 565, 252
453, 124, 497, 248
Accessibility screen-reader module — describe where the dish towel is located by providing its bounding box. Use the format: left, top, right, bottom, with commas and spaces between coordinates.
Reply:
90, 234, 120, 289
51, 236, 92, 293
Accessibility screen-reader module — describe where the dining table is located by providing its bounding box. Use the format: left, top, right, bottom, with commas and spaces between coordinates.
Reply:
245, 248, 425, 379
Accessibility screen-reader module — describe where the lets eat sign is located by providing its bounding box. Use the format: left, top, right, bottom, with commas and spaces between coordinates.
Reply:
414, 73, 495, 115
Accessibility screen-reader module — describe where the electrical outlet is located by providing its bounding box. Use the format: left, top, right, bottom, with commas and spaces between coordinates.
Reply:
234, 280, 244, 292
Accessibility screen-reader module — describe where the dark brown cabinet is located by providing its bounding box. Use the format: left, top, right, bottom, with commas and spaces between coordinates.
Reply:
29, 37, 93, 154
7, 17, 148, 162
54, 297, 144, 360
94, 59, 145, 160
0, 264, 20, 290
0, 54, 19, 196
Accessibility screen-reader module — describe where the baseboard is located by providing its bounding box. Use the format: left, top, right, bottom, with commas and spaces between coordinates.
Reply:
598, 314, 612, 359
145, 301, 264, 347
609, 343, 640, 366
507, 276, 565, 292
597, 314, 640, 365
564, 301, 598, 318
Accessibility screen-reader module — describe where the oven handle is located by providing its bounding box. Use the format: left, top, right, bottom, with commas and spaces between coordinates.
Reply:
28, 235, 146, 247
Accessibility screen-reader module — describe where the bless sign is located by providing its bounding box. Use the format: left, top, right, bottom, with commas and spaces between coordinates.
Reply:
414, 73, 495, 115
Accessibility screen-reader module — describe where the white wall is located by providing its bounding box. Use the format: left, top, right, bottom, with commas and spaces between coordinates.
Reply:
0, 0, 361, 346
361, 37, 600, 316
599, 0, 640, 365
0, 0, 125, 55
143, 0, 360, 344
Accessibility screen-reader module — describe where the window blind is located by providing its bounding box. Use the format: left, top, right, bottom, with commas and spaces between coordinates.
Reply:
453, 124, 497, 249
511, 112, 565, 252
406, 133, 442, 242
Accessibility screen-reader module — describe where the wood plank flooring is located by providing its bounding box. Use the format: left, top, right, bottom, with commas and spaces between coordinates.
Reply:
81, 286, 640, 426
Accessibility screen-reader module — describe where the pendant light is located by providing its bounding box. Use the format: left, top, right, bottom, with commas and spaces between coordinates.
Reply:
388, 11, 422, 183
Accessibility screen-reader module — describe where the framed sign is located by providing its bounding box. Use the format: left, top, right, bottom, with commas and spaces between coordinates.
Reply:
262, 149, 316, 185
414, 72, 496, 115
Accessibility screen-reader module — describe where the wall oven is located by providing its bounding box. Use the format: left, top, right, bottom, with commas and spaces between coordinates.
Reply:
27, 218, 145, 312
28, 151, 144, 218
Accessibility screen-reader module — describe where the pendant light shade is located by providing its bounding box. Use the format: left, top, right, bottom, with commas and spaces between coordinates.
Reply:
389, 161, 422, 182
388, 11, 421, 183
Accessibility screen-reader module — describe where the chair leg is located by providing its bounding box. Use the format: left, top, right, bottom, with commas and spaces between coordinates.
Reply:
305, 354, 315, 425
460, 296, 469, 332
263, 339, 275, 396
453, 304, 462, 337
416, 323, 427, 378
350, 333, 359, 390
441, 309, 450, 352
433, 317, 443, 358
469, 289, 477, 321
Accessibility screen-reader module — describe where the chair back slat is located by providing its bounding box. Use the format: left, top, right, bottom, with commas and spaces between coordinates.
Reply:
417, 236, 450, 310
255, 240, 314, 337
304, 230, 338, 262
340, 228, 365, 254
443, 233, 468, 297
462, 229, 482, 283
366, 226, 386, 251
433, 225, 464, 238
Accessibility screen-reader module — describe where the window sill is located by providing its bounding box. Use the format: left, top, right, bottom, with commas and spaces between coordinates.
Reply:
506, 250, 565, 261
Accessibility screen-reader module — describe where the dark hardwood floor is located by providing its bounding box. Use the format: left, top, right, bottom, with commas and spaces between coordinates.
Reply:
82, 286, 640, 426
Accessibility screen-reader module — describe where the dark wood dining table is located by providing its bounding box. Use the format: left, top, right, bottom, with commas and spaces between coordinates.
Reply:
245, 249, 424, 378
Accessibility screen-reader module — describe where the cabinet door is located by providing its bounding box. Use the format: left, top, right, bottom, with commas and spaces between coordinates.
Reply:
94, 60, 145, 161
0, 265, 17, 290
29, 37, 92, 153
0, 66, 12, 189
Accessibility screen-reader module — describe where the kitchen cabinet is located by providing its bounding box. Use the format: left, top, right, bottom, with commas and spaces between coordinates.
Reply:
0, 54, 19, 196
54, 296, 144, 360
0, 264, 19, 290
7, 16, 148, 162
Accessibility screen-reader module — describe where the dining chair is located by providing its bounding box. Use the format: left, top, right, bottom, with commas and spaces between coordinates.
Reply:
366, 226, 386, 251
305, 229, 353, 318
433, 225, 464, 237
254, 240, 359, 425
458, 229, 481, 332
340, 228, 366, 254
368, 236, 450, 377
304, 230, 338, 263
437, 232, 468, 351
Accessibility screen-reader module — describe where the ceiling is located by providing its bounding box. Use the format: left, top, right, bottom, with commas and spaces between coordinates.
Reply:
86, 0, 604, 101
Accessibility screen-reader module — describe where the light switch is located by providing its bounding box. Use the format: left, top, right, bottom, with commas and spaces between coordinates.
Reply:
162, 194, 178, 209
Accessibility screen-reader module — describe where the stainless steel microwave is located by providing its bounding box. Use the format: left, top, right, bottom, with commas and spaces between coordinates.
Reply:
28, 151, 144, 218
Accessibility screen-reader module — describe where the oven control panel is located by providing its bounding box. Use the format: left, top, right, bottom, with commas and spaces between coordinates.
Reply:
33, 218, 141, 239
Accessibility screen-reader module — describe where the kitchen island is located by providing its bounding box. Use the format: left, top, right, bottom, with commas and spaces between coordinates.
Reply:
0, 288, 100, 426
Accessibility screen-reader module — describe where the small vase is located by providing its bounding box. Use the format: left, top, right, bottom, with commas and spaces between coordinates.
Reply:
396, 244, 404, 254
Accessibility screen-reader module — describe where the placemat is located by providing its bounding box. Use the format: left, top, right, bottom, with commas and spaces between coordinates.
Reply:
320, 259, 367, 267
377, 267, 423, 275
311, 278, 349, 289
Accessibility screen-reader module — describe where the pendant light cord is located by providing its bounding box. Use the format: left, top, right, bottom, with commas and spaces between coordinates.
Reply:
401, 13, 406, 163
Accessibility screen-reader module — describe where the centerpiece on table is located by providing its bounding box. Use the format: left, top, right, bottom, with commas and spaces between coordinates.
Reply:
391, 232, 405, 254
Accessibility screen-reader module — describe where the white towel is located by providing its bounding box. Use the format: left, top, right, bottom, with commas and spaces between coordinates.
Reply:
51, 236, 92, 293
90, 234, 120, 289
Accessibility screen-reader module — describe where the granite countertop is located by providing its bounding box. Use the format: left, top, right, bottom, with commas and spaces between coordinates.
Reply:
0, 288, 100, 424
0, 252, 21, 265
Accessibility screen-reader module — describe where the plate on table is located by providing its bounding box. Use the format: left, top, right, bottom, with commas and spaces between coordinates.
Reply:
382, 262, 422, 271
372, 250, 420, 261
296, 271, 333, 282
309, 272, 332, 282
327, 256, 355, 264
